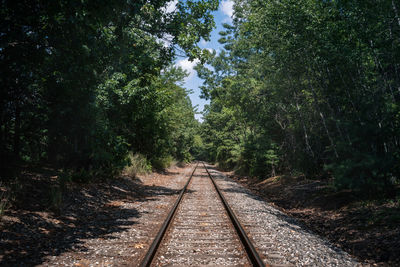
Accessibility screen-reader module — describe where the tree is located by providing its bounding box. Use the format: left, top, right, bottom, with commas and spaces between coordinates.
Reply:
1, 0, 219, 179
198, 0, 400, 195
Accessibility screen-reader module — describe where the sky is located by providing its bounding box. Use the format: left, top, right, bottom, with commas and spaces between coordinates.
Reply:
174, 0, 234, 121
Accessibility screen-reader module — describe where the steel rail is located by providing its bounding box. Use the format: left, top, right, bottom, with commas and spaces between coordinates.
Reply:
203, 162, 266, 267
139, 163, 198, 267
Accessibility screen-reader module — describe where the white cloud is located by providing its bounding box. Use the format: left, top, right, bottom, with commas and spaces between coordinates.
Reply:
164, 0, 178, 13
195, 113, 204, 122
176, 58, 200, 81
204, 48, 220, 56
158, 33, 173, 48
220, 0, 234, 18
200, 39, 209, 46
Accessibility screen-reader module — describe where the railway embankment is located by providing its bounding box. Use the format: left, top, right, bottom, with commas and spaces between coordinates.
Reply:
224, 170, 400, 266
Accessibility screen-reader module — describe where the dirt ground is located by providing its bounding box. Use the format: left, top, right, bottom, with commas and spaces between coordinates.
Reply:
2, 164, 399, 266
0, 164, 193, 266
223, 171, 400, 266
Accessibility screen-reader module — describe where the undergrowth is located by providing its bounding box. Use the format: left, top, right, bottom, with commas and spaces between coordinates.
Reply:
151, 155, 176, 171
0, 182, 10, 219
123, 153, 152, 177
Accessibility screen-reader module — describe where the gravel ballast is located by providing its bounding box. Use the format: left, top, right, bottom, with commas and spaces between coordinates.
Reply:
206, 164, 359, 267
2, 163, 364, 266
0, 164, 195, 266
153, 164, 249, 266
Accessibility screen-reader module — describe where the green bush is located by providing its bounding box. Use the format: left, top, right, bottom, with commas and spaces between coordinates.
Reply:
151, 155, 175, 170
124, 153, 152, 177
325, 151, 397, 197
191, 134, 207, 160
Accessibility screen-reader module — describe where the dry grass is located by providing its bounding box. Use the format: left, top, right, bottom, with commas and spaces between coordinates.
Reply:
123, 153, 152, 177
0, 182, 10, 220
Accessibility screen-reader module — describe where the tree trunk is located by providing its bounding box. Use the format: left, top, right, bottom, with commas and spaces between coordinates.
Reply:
305, 72, 339, 158
294, 92, 314, 158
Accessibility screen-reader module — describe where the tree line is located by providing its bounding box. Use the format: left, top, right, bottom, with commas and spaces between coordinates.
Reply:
1, 0, 218, 180
198, 0, 400, 195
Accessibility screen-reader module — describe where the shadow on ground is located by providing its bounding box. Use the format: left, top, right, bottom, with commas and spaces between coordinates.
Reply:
216, 167, 400, 265
0, 169, 181, 266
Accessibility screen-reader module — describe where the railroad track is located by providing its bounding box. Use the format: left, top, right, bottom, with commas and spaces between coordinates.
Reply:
139, 162, 265, 267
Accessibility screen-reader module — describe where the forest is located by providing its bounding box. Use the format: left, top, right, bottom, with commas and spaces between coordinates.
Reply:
1, 0, 400, 195
2, 1, 400, 265
1, 0, 218, 182
197, 0, 400, 196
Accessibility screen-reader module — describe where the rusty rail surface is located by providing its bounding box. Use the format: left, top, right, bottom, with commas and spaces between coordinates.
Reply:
139, 162, 265, 267
203, 162, 265, 267
139, 163, 198, 267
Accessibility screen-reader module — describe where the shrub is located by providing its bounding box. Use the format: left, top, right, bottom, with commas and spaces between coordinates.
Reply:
325, 151, 397, 197
123, 153, 152, 177
151, 155, 175, 170
49, 185, 63, 213
0, 182, 10, 219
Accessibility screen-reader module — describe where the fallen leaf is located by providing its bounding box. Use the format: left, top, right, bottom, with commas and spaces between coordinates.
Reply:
132, 243, 145, 249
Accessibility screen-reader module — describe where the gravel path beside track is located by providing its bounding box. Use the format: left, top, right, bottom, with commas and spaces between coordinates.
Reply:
37, 165, 195, 266
206, 164, 359, 267
3, 162, 362, 266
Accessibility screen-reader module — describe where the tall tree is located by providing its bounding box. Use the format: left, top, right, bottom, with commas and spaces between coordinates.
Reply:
1, 0, 219, 179
199, 0, 400, 194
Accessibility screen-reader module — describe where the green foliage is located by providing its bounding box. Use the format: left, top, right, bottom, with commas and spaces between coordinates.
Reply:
326, 152, 396, 196
198, 0, 400, 196
124, 153, 152, 177
191, 134, 207, 160
152, 155, 176, 171
1, 0, 218, 181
